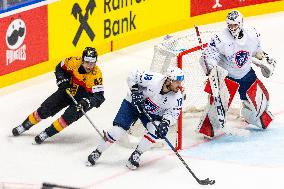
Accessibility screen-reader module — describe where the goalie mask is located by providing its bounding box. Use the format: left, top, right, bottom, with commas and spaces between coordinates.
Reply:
166, 66, 184, 81
226, 10, 244, 39
82, 47, 98, 63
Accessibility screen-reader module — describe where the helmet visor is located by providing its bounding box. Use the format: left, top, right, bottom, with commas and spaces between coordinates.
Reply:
83, 56, 97, 63
176, 75, 184, 81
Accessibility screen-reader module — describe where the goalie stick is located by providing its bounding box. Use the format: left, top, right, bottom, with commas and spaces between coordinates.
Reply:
66, 89, 104, 139
142, 108, 215, 185
194, 24, 226, 130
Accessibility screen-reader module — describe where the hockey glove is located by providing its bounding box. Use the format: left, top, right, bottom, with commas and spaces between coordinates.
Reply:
156, 119, 170, 139
131, 84, 144, 113
76, 98, 91, 111
57, 78, 70, 90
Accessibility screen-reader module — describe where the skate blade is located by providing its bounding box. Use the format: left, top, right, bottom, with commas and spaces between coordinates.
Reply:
86, 161, 95, 167
125, 161, 138, 170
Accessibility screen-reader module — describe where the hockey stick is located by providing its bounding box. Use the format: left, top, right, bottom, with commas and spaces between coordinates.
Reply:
42, 182, 83, 189
142, 108, 215, 185
66, 89, 104, 139
194, 24, 226, 129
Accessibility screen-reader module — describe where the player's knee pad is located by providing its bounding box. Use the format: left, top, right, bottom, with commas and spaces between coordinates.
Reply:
61, 106, 83, 125
198, 77, 239, 138
104, 126, 127, 143
37, 106, 52, 119
241, 79, 274, 129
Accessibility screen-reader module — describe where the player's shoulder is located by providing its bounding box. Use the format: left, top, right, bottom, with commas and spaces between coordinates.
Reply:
141, 71, 164, 81
93, 65, 103, 77
243, 26, 261, 39
63, 56, 82, 69
174, 90, 183, 99
208, 28, 231, 48
167, 90, 183, 107
215, 28, 234, 43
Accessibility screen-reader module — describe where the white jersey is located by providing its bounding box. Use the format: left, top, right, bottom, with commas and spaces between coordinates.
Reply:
126, 70, 183, 125
201, 26, 262, 79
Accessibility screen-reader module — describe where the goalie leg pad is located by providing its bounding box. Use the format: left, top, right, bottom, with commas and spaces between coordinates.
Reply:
260, 110, 274, 129
198, 115, 214, 138
198, 77, 239, 138
241, 79, 274, 129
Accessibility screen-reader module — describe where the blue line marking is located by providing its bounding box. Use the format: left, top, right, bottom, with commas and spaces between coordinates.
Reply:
0, 0, 46, 14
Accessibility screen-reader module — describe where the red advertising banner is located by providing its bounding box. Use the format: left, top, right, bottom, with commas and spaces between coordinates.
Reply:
191, 0, 280, 17
0, 6, 48, 76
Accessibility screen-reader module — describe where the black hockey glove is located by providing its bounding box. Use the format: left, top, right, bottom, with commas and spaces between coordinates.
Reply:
56, 78, 70, 90
55, 62, 71, 90
76, 98, 91, 111
156, 119, 170, 139
131, 84, 144, 113
90, 91, 105, 108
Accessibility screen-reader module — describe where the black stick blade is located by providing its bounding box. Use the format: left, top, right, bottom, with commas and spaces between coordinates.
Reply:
198, 178, 216, 185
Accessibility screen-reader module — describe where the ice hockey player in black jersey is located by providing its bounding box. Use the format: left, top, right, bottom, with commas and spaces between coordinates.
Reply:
12, 47, 105, 144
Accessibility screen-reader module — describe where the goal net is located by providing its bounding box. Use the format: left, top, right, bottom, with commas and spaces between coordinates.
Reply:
119, 27, 241, 150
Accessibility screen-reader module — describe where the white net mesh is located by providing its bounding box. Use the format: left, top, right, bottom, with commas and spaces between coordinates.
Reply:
119, 28, 241, 150
151, 31, 214, 112
150, 30, 241, 116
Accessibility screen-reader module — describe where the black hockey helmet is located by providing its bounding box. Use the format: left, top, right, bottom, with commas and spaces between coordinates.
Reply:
82, 47, 97, 63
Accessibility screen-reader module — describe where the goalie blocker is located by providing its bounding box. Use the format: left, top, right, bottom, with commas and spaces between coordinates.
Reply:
197, 66, 274, 138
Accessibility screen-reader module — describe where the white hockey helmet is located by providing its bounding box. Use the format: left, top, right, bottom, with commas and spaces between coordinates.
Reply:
226, 10, 244, 39
166, 66, 184, 81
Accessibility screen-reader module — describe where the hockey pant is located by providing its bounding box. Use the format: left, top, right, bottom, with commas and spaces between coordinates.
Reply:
97, 100, 161, 153
21, 89, 93, 137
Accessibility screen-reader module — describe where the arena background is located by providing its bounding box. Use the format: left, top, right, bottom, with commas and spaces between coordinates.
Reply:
0, 0, 283, 88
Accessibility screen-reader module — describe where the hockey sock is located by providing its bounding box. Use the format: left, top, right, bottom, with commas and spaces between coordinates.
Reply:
136, 131, 158, 153
23, 111, 42, 129
97, 126, 126, 153
45, 117, 68, 137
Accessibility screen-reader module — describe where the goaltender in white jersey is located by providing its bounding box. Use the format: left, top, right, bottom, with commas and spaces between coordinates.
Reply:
87, 66, 183, 169
197, 10, 276, 138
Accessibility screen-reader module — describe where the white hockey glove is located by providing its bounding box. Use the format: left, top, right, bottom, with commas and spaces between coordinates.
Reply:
253, 52, 276, 78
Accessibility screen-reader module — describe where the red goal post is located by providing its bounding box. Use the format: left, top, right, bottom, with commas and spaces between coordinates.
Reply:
120, 28, 241, 150
150, 29, 241, 150
176, 43, 209, 150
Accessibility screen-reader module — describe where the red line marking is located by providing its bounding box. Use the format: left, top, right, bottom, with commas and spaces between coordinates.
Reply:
85, 110, 284, 188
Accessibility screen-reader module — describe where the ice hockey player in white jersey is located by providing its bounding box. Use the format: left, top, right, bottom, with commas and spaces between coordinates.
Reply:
87, 66, 184, 169
197, 10, 276, 138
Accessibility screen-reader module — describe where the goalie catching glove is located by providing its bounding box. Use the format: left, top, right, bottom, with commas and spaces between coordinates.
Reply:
131, 84, 144, 113
253, 51, 276, 78
155, 119, 170, 139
